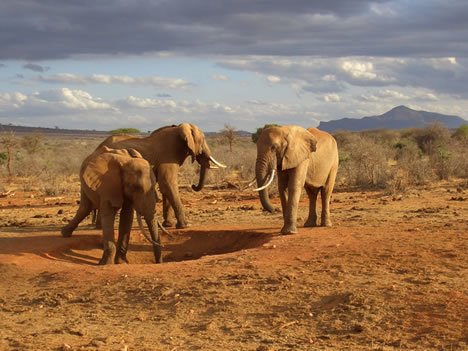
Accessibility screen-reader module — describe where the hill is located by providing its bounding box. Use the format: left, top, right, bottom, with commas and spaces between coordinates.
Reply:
318, 106, 467, 132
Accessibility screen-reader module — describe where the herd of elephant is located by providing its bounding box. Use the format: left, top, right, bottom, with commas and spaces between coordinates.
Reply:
60, 123, 339, 265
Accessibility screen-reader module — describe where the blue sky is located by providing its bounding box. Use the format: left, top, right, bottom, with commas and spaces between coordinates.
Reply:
1, 0, 467, 132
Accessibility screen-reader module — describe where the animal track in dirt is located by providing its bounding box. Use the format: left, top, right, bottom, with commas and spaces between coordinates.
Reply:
43, 227, 274, 265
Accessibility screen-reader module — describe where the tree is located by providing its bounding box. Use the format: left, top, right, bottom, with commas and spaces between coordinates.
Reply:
109, 128, 141, 135
452, 124, 468, 140
21, 133, 43, 153
251, 123, 281, 144
221, 124, 237, 152
0, 131, 17, 177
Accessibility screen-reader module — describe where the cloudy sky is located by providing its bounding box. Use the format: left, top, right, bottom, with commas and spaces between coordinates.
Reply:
0, 0, 467, 132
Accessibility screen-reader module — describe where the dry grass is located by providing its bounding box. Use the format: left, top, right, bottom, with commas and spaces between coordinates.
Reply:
1, 125, 467, 196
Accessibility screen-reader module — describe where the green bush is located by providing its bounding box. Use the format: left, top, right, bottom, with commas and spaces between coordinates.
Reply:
0, 152, 7, 165
452, 124, 468, 139
109, 128, 140, 135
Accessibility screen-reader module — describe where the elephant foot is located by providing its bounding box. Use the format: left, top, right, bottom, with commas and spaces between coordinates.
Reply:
304, 219, 318, 227
176, 221, 191, 229
98, 256, 115, 265
61, 226, 74, 238
99, 248, 116, 265
162, 220, 176, 228
280, 225, 297, 235
115, 255, 129, 264
321, 218, 332, 227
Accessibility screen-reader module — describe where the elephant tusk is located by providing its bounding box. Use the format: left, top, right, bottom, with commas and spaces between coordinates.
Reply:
136, 214, 165, 248
157, 220, 175, 239
253, 169, 276, 192
241, 177, 257, 190
247, 177, 257, 187
209, 156, 227, 168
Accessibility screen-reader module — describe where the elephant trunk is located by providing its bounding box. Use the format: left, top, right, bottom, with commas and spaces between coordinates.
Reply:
255, 156, 276, 213
192, 154, 209, 192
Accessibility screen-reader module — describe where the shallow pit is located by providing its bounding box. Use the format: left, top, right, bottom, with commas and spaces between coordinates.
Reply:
51, 228, 273, 265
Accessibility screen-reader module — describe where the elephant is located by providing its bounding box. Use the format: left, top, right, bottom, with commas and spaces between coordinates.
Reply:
61, 146, 162, 265
254, 125, 338, 234
97, 123, 225, 229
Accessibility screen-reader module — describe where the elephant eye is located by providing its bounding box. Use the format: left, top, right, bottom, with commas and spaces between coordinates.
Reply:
131, 184, 143, 193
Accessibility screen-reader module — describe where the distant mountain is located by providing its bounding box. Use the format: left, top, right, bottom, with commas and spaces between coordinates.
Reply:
318, 106, 467, 132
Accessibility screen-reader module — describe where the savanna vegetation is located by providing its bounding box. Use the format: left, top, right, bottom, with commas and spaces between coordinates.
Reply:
1, 122, 467, 196
1, 123, 467, 351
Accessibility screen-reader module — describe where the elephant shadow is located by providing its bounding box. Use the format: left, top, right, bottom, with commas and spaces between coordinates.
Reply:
0, 225, 103, 265
0, 226, 275, 265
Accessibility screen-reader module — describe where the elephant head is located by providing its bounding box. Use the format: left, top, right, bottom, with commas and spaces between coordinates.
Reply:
120, 156, 162, 263
255, 125, 317, 212
178, 123, 226, 192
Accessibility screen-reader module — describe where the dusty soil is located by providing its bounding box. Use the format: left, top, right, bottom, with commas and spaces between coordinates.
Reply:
0, 180, 467, 350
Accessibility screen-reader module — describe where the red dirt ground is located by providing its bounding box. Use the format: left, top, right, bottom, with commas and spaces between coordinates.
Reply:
0, 180, 467, 350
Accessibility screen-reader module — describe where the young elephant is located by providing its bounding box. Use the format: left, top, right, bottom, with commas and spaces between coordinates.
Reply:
61, 146, 162, 265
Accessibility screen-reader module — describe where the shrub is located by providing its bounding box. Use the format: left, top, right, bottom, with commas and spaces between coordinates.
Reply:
3, 123, 467, 197
109, 128, 140, 135
0, 152, 7, 165
452, 124, 468, 140
412, 122, 451, 156
21, 133, 43, 153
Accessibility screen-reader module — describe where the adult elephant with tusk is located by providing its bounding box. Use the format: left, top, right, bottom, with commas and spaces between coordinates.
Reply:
254, 125, 338, 234
97, 123, 226, 229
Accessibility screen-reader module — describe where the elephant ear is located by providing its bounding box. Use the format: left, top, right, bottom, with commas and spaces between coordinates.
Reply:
83, 154, 124, 208
127, 148, 143, 159
180, 123, 202, 161
282, 127, 318, 170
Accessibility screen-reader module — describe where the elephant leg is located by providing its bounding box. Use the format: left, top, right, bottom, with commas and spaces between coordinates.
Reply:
277, 170, 289, 219
281, 161, 308, 235
162, 194, 176, 227
146, 216, 163, 264
61, 191, 93, 237
320, 180, 335, 227
116, 201, 134, 264
99, 204, 118, 265
304, 186, 320, 227
95, 211, 102, 229
159, 167, 188, 228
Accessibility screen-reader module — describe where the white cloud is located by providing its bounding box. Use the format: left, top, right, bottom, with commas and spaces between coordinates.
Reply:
123, 96, 178, 110
340, 60, 395, 84
38, 73, 192, 90
211, 74, 229, 81
377, 89, 410, 100
266, 75, 281, 83
0, 88, 113, 117
322, 94, 341, 103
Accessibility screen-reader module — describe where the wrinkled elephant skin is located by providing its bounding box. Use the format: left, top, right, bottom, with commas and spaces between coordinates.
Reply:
61, 146, 162, 265
255, 126, 338, 234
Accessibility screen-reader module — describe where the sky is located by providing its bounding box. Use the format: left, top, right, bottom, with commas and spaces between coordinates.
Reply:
0, 0, 467, 133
